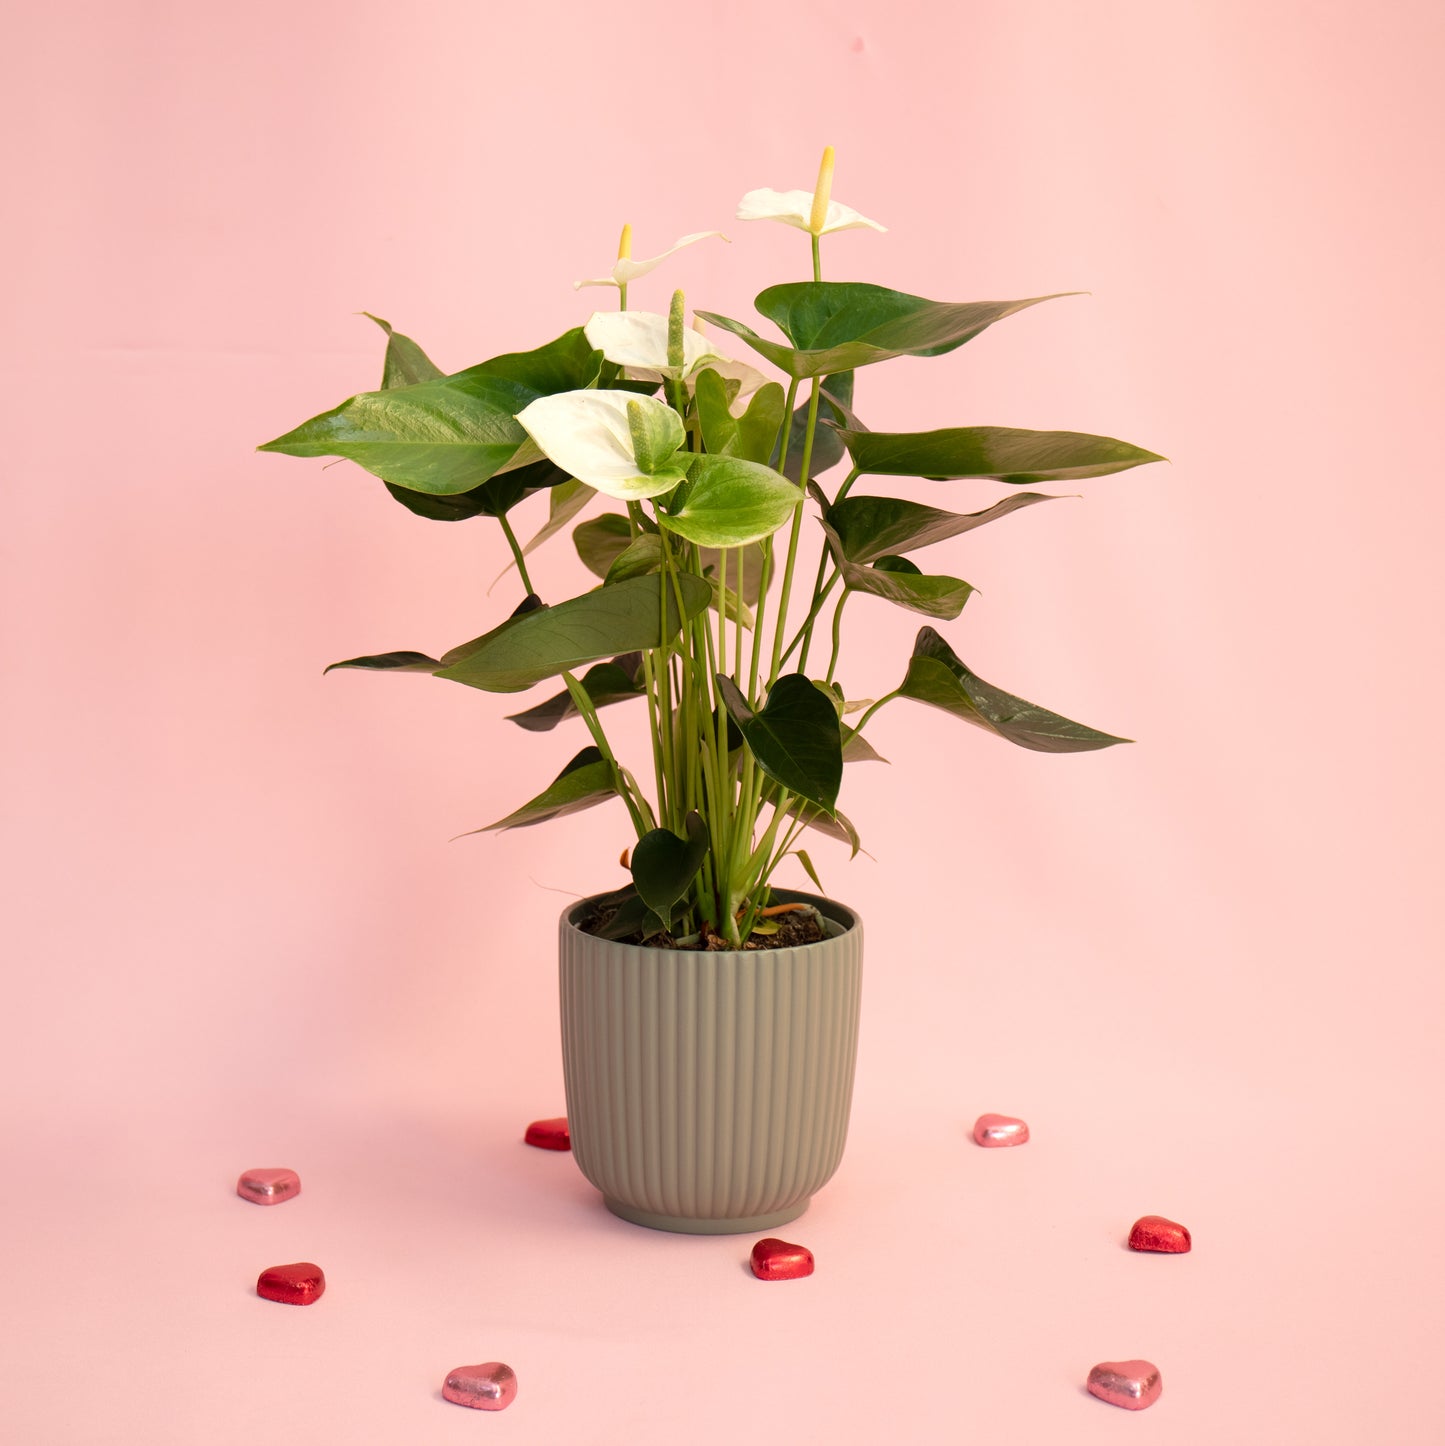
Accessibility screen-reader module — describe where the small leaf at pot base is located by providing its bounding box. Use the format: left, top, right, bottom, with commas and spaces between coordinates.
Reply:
835, 425, 1165, 483
898, 626, 1131, 753
323, 650, 443, 675
504, 654, 645, 732
631, 812, 711, 918
717, 674, 843, 814
462, 746, 617, 832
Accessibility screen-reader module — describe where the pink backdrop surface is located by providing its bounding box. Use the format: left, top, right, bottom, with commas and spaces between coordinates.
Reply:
4, 1, 1443, 1441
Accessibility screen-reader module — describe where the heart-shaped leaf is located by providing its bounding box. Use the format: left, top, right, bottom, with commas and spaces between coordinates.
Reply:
322, 650, 443, 675
899, 626, 1131, 752
574, 513, 636, 578
835, 425, 1165, 483
364, 313, 445, 390
504, 653, 645, 732
661, 456, 800, 549
630, 811, 711, 918
436, 573, 712, 693
822, 490, 1059, 563
693, 368, 787, 465
258, 328, 601, 495
461, 746, 617, 832
716, 673, 843, 814
697, 286, 1071, 380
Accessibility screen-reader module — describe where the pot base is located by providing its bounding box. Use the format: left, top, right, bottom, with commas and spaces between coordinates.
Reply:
603, 1196, 809, 1236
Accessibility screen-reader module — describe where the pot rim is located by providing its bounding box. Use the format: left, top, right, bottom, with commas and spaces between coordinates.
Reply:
561, 886, 861, 954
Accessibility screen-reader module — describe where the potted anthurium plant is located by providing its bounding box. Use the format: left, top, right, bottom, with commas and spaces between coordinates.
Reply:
259, 149, 1163, 1234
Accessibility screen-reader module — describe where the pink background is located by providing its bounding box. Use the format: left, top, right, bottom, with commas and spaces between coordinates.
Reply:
5, 1, 1443, 1440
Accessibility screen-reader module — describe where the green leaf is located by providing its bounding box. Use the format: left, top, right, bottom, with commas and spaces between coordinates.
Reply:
780, 373, 855, 481
790, 802, 863, 857
574, 513, 635, 578
364, 313, 445, 390
385, 456, 570, 522
322, 650, 443, 675
693, 369, 787, 465
460, 746, 617, 832
589, 884, 683, 942
258, 327, 601, 495
840, 725, 887, 764
898, 626, 1131, 753
661, 456, 800, 549
716, 673, 843, 814
503, 653, 645, 732
822, 490, 1060, 563
603, 532, 664, 585
698, 541, 767, 606
436, 572, 712, 693
696, 287, 1072, 380
794, 848, 825, 894
835, 425, 1165, 483
631, 811, 711, 918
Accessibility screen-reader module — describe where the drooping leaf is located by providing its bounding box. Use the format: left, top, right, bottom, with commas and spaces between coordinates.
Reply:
574, 513, 635, 578
716, 673, 843, 814
257, 328, 601, 495
322, 650, 443, 675
459, 746, 617, 832
503, 653, 645, 732
631, 812, 711, 918
661, 456, 800, 549
835, 425, 1165, 483
898, 626, 1131, 752
790, 801, 863, 857
780, 372, 855, 481
696, 286, 1072, 380
822, 490, 1060, 564
693, 368, 786, 464
436, 572, 712, 693
364, 313, 445, 390
840, 725, 887, 764
794, 848, 825, 894
385, 456, 571, 522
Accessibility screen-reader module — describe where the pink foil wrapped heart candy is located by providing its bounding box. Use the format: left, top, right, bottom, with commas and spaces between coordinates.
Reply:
973, 1113, 1030, 1147
524, 1117, 571, 1150
256, 1262, 325, 1306
1087, 1359, 1162, 1410
1129, 1214, 1192, 1253
237, 1167, 301, 1205
750, 1238, 815, 1280
442, 1362, 518, 1411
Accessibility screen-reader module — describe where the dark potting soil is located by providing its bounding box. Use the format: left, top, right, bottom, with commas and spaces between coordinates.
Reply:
581, 903, 826, 952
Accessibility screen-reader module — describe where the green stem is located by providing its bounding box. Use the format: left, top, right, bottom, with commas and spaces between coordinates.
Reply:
851, 688, 900, 736
766, 379, 820, 684
562, 670, 647, 837
824, 589, 850, 686
496, 513, 534, 596
811, 233, 821, 283
785, 567, 840, 672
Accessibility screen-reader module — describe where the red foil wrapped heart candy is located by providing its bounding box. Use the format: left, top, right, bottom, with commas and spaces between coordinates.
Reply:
1128, 1214, 1191, 1253
256, 1262, 325, 1306
524, 1117, 571, 1150
750, 1238, 815, 1280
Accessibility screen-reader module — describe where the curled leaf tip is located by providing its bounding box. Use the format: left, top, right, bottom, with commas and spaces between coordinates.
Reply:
809, 145, 835, 235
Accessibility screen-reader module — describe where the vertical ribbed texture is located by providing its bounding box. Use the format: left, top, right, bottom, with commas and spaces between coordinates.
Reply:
559, 893, 863, 1231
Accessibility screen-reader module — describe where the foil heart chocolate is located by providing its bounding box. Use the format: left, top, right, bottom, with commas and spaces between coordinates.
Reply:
973, 1113, 1030, 1147
524, 1117, 571, 1150
256, 1262, 325, 1305
1128, 1214, 1191, 1253
442, 1361, 518, 1411
237, 1168, 301, 1205
750, 1238, 814, 1280
1087, 1359, 1162, 1410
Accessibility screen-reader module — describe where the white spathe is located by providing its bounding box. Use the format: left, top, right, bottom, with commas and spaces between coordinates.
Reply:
735, 187, 886, 235
516, 390, 685, 501
574, 231, 728, 290
585, 311, 725, 378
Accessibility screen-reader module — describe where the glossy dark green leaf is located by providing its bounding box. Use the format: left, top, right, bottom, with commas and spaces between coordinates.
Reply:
384, 456, 570, 522
631, 811, 711, 918
364, 313, 444, 390
503, 654, 645, 732
574, 513, 635, 578
258, 328, 600, 495
697, 287, 1071, 380
436, 573, 712, 693
589, 883, 683, 942
822, 490, 1060, 564
899, 626, 1131, 752
716, 673, 843, 814
693, 368, 787, 465
780, 373, 855, 481
835, 425, 1165, 483
661, 456, 800, 549
461, 746, 616, 832
322, 650, 442, 675
872, 555, 920, 574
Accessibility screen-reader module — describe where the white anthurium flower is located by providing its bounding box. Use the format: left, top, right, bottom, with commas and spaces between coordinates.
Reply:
574, 231, 728, 290
585, 310, 724, 379
516, 389, 689, 501
735, 187, 886, 235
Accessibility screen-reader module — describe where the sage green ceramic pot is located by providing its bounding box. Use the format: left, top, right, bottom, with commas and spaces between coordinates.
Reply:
559, 890, 863, 1235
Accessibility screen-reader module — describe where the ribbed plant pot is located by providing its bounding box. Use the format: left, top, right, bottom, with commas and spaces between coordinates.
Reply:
559, 890, 863, 1235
